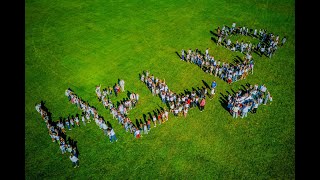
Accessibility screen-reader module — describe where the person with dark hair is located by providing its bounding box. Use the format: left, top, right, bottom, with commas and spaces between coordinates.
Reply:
65, 118, 71, 130
181, 49, 185, 61
70, 116, 75, 128
199, 97, 206, 112
147, 119, 151, 131
74, 114, 80, 127
252, 100, 259, 113
107, 128, 118, 143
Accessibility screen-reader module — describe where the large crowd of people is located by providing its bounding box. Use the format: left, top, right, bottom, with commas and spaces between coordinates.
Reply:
180, 48, 254, 85
216, 23, 286, 58
140, 70, 216, 118
224, 84, 272, 118
65, 88, 117, 143
35, 101, 80, 167
95, 81, 146, 139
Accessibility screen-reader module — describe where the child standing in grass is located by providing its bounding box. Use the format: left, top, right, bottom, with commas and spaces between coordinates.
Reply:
74, 114, 80, 127
152, 115, 157, 127
164, 109, 169, 121
143, 123, 148, 135
183, 107, 188, 118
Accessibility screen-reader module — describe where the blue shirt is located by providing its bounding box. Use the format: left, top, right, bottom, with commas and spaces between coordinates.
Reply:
211, 82, 217, 89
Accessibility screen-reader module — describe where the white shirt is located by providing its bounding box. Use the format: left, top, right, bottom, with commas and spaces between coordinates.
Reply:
110, 129, 115, 136
102, 123, 108, 130
70, 155, 78, 162
35, 104, 41, 113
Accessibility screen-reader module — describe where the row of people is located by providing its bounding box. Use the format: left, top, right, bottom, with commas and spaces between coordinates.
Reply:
216, 23, 287, 58
35, 102, 80, 168
65, 88, 118, 143
95, 79, 125, 100
226, 84, 273, 118
180, 48, 254, 84
95, 81, 147, 138
141, 71, 215, 116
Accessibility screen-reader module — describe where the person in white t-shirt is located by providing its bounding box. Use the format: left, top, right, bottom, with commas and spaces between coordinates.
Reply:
119, 79, 125, 92
69, 154, 79, 168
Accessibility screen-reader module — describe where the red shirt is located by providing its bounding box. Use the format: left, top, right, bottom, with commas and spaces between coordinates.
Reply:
200, 99, 206, 106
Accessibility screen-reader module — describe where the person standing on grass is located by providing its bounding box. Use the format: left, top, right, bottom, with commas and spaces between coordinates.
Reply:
217, 26, 221, 36
81, 113, 86, 126
231, 22, 236, 33
199, 97, 206, 112
260, 45, 265, 57
241, 104, 249, 118
69, 153, 79, 168
209, 86, 215, 100
143, 123, 148, 135
119, 79, 125, 92
183, 107, 188, 117
102, 121, 108, 136
281, 36, 286, 46
134, 128, 141, 138
269, 95, 273, 105
181, 49, 185, 61
65, 118, 71, 130
158, 112, 163, 124
264, 91, 270, 105
205, 48, 209, 59
74, 114, 80, 127
164, 109, 169, 121
135, 93, 139, 105
147, 119, 151, 131
114, 84, 120, 97
107, 127, 118, 143
211, 80, 217, 90
70, 116, 75, 128
152, 115, 157, 127
217, 36, 222, 46
252, 100, 259, 113
232, 104, 240, 118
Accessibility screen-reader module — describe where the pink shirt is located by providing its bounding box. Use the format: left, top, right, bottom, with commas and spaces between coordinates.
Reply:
200, 99, 206, 106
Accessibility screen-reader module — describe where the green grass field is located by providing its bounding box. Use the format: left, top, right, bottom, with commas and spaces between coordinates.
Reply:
26, 0, 295, 179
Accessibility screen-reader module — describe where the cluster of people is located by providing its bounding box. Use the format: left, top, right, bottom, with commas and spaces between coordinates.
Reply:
225, 84, 273, 118
35, 102, 80, 168
95, 82, 144, 139
95, 79, 125, 101
180, 48, 254, 84
141, 70, 216, 118
216, 23, 287, 58
65, 88, 117, 143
